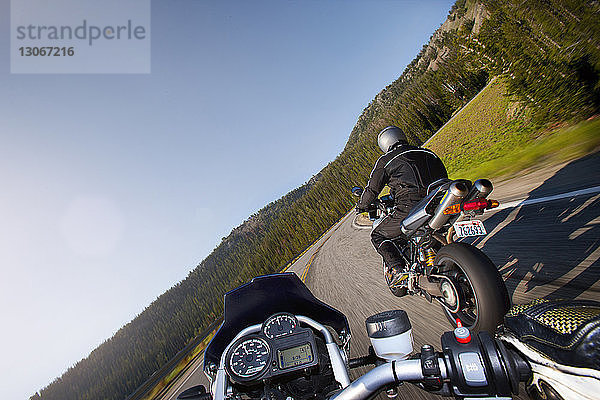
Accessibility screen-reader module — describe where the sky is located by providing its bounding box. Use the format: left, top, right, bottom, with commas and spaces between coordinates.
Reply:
0, 1, 455, 398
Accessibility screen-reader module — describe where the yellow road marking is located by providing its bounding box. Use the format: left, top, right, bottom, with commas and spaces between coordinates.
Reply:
301, 252, 318, 282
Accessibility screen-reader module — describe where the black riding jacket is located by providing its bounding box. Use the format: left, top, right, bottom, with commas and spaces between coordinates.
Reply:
358, 142, 448, 210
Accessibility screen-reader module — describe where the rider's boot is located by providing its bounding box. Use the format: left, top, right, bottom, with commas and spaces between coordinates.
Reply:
384, 262, 409, 297
379, 240, 409, 297
387, 262, 409, 286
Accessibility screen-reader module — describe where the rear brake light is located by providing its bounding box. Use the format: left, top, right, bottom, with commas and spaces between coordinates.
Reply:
462, 199, 490, 211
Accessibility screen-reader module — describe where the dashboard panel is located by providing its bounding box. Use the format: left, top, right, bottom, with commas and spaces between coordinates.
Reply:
224, 313, 319, 384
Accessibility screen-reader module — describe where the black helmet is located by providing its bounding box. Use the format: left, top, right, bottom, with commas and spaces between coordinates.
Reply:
377, 126, 407, 152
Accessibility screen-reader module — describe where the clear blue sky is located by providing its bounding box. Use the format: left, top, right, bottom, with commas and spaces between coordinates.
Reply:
0, 1, 454, 398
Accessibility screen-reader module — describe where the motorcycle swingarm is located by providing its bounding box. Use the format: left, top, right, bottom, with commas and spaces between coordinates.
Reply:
417, 275, 443, 298
417, 274, 460, 310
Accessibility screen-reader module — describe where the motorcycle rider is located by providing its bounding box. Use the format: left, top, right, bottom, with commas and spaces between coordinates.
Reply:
356, 126, 447, 281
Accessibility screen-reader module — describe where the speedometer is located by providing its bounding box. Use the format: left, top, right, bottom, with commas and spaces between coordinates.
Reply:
262, 313, 298, 339
226, 337, 270, 381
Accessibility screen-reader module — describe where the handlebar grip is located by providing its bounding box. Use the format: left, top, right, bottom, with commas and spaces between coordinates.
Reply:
334, 342, 531, 400
335, 333, 533, 400
439, 331, 532, 397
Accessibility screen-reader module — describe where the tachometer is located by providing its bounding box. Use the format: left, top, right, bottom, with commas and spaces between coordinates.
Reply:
262, 313, 298, 339
226, 337, 270, 381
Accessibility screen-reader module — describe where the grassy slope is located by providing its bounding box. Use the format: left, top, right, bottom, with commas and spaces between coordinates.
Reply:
425, 76, 600, 181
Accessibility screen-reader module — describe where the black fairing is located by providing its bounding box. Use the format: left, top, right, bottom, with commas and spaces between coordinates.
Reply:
203, 273, 350, 368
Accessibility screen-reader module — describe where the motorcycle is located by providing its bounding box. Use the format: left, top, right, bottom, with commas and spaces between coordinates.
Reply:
351, 178, 510, 333
177, 273, 533, 400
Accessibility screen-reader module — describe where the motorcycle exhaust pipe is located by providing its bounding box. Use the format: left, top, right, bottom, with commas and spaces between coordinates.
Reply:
428, 181, 469, 230
464, 178, 493, 202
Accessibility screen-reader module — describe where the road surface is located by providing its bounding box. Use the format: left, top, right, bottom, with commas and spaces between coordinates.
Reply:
160, 152, 600, 400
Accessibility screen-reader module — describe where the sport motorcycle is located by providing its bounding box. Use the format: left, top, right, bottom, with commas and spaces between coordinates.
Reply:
351, 178, 510, 333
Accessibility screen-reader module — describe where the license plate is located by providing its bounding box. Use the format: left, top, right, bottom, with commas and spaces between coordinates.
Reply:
453, 220, 487, 238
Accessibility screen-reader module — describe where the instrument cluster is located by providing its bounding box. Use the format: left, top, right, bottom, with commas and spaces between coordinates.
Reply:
224, 313, 319, 384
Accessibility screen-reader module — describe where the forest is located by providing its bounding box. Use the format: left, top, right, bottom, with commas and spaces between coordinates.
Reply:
31, 1, 599, 399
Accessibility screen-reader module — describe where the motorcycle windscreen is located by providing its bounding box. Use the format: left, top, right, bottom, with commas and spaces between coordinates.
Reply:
203, 273, 350, 368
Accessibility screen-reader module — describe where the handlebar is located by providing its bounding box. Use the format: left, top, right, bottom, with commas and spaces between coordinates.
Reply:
180, 344, 529, 400
336, 331, 531, 400
196, 312, 533, 400
331, 358, 448, 400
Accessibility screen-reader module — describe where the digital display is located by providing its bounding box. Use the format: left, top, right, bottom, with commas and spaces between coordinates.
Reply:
277, 343, 313, 369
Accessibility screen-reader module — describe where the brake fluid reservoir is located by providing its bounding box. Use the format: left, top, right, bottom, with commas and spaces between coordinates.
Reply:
365, 310, 413, 361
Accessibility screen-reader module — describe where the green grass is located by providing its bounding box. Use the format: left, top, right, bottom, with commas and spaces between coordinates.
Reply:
453, 118, 600, 181
425, 76, 600, 181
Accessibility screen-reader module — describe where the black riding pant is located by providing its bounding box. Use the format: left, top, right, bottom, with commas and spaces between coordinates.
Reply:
371, 199, 419, 269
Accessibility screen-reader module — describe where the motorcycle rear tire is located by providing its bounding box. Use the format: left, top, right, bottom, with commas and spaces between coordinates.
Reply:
434, 242, 510, 334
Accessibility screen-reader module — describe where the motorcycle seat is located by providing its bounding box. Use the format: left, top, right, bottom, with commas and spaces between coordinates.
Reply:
401, 182, 450, 232
427, 178, 452, 195
502, 299, 600, 371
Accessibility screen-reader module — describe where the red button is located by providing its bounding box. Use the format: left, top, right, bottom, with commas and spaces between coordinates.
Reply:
454, 327, 471, 344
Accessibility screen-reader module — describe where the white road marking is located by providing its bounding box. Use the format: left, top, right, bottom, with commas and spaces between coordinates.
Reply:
494, 185, 600, 211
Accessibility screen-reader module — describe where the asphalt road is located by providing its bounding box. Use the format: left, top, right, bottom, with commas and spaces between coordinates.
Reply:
160, 153, 600, 400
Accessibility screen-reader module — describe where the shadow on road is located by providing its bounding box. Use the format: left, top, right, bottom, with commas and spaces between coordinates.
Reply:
470, 152, 600, 302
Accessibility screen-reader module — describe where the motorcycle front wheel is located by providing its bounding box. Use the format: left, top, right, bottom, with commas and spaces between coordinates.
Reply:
434, 242, 510, 333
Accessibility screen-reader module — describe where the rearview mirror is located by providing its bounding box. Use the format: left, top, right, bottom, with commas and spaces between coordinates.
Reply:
351, 186, 363, 197
177, 385, 211, 400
